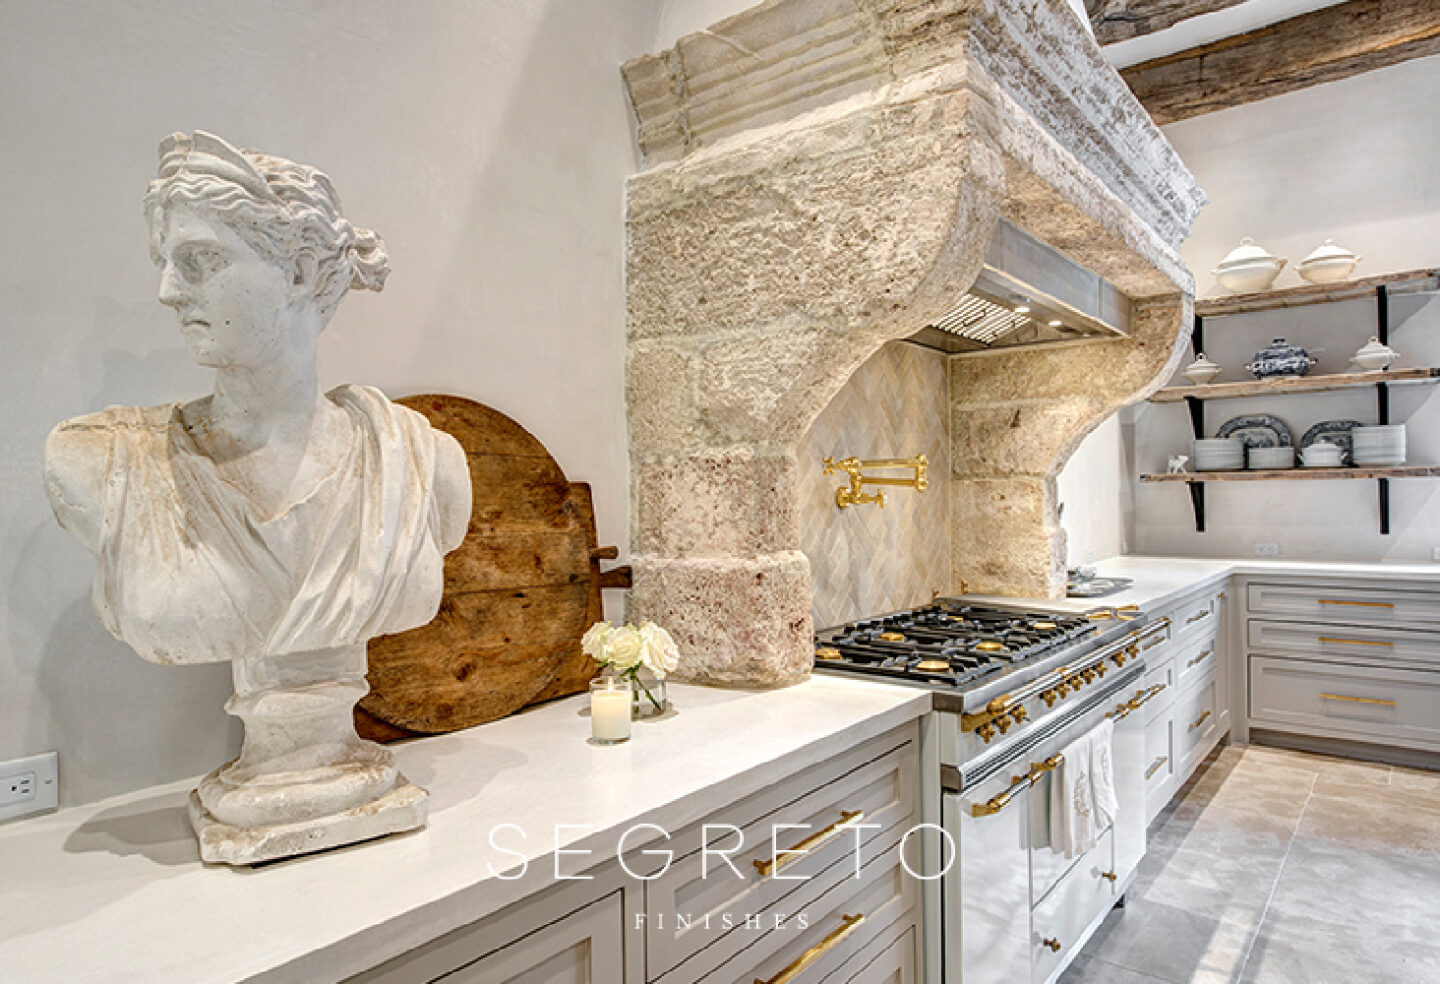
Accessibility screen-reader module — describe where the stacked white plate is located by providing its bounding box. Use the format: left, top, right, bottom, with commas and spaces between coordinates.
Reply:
1248, 446, 1295, 470
1193, 438, 1244, 471
1352, 424, 1406, 466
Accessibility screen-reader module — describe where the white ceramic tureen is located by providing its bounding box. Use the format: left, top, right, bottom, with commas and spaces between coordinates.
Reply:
1298, 239, 1361, 284
1182, 353, 1222, 385
1212, 238, 1287, 293
1351, 336, 1399, 371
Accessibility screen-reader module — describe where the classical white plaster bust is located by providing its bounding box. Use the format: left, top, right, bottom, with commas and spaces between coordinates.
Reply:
44, 131, 471, 864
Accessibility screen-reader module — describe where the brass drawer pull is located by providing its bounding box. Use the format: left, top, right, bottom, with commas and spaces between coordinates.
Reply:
1186, 610, 1211, 625
1142, 635, 1166, 651
1186, 649, 1213, 668
753, 810, 864, 878
1145, 755, 1169, 780
1100, 870, 1118, 883
1218, 591, 1227, 600
1321, 693, 1397, 707
758, 913, 866, 984
1318, 599, 1394, 608
1042, 937, 1062, 953
1189, 709, 1212, 731
1317, 636, 1393, 647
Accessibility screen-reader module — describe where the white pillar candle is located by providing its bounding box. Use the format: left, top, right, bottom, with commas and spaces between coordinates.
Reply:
590, 678, 632, 744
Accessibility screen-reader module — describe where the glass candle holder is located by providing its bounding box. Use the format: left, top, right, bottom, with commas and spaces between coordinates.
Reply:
589, 675, 632, 745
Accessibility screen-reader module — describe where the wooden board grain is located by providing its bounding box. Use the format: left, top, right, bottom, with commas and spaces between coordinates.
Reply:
356, 395, 628, 738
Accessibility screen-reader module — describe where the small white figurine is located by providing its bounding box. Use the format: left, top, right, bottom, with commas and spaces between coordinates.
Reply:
1168, 455, 1189, 474
44, 132, 472, 864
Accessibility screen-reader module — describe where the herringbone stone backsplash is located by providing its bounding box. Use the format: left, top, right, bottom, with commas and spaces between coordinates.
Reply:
798, 341, 952, 629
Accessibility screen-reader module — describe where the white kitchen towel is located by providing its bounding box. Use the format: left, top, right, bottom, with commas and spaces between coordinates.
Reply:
1090, 718, 1119, 833
1049, 730, 1097, 859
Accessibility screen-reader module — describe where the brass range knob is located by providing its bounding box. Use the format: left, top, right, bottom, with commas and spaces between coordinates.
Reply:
977, 723, 997, 743
1041, 689, 1058, 707
1011, 705, 1029, 724
1042, 937, 1062, 952
1055, 682, 1070, 698
994, 713, 1013, 735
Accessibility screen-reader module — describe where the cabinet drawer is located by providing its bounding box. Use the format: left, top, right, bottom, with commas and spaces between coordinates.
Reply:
350, 883, 625, 984
1176, 629, 1220, 692
1177, 671, 1219, 778
1172, 589, 1223, 640
1247, 582, 1440, 625
712, 845, 919, 984
1248, 619, 1440, 667
1139, 654, 1175, 718
1136, 620, 1171, 659
824, 922, 918, 984
648, 725, 918, 983
1031, 827, 1115, 984
1143, 711, 1175, 824
1249, 656, 1440, 750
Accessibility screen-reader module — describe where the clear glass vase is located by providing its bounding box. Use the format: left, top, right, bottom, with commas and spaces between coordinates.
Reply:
630, 667, 668, 719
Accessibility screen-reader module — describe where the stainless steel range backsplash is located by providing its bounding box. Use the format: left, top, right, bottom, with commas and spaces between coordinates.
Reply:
797, 341, 952, 629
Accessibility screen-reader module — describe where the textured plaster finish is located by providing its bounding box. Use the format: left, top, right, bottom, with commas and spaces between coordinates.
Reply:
623, 0, 1202, 684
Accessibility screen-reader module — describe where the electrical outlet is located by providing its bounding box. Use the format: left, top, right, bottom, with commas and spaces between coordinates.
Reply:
0, 752, 58, 823
1254, 542, 1281, 557
1432, 546, 1440, 562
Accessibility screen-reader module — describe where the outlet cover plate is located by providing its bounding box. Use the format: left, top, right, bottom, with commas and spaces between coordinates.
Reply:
1254, 542, 1281, 557
0, 751, 58, 823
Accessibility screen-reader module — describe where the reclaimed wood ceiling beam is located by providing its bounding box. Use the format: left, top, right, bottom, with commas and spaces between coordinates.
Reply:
1121, 0, 1440, 125
1087, 0, 1246, 45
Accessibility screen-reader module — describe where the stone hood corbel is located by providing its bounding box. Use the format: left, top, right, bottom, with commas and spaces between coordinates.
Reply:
622, 0, 1205, 686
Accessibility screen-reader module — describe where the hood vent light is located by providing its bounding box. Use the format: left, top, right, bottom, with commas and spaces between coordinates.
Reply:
908, 221, 1133, 355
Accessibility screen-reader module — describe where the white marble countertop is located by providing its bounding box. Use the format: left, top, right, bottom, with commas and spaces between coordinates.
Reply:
0, 676, 930, 984
966, 556, 1440, 615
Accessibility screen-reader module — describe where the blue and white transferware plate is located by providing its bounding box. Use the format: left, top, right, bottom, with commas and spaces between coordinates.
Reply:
1301, 420, 1363, 463
1215, 414, 1294, 449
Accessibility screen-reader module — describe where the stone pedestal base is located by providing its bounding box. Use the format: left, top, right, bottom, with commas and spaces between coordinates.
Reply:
188, 774, 427, 866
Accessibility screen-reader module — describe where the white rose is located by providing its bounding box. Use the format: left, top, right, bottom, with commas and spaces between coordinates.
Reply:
639, 621, 680, 678
581, 621, 612, 661
604, 625, 644, 671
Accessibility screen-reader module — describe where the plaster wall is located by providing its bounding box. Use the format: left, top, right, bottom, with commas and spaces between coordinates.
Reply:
1067, 54, 1440, 564
0, 0, 655, 807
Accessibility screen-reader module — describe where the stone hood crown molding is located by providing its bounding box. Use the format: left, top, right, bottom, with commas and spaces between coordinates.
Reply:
622, 0, 1204, 687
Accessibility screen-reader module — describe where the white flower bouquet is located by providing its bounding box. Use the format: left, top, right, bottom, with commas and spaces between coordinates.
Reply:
581, 620, 679, 713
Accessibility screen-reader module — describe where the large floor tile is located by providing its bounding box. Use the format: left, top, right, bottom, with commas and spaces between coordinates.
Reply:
1238, 919, 1440, 984
1265, 839, 1440, 942
1057, 950, 1175, 984
1294, 787, 1440, 856
1078, 901, 1257, 983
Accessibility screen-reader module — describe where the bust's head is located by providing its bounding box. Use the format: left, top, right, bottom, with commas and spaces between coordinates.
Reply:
144, 132, 388, 321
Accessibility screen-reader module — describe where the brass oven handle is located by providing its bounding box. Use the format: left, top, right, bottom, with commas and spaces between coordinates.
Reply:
971, 757, 1059, 819
1317, 636, 1393, 647
757, 913, 866, 984
1041, 937, 1062, 952
1189, 709, 1212, 731
1321, 693, 1397, 707
1186, 648, 1213, 668
753, 810, 864, 878
1145, 755, 1169, 780
1186, 609, 1211, 625
1318, 599, 1394, 608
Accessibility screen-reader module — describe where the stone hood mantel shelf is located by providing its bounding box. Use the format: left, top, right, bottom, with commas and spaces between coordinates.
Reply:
621, 0, 1205, 687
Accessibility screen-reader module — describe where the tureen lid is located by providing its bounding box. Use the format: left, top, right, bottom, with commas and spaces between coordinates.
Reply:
1218, 237, 1282, 268
1255, 337, 1309, 359
1301, 238, 1360, 265
1354, 336, 1396, 356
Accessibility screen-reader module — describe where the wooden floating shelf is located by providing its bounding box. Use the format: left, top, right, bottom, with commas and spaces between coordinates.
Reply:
1195, 269, 1438, 317
1150, 367, 1440, 403
1142, 466, 1440, 483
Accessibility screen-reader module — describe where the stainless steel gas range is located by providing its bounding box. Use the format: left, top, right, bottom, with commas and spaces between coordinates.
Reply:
815, 600, 1170, 984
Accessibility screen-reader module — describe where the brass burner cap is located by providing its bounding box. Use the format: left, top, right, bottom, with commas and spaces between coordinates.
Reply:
1032, 621, 1058, 631
915, 659, 952, 672
815, 646, 843, 661
877, 631, 906, 642
975, 640, 1008, 653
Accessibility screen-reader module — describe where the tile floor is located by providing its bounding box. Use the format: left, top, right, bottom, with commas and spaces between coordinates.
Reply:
1059, 743, 1440, 984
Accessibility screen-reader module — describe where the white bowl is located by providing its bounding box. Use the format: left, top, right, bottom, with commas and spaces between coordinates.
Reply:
1248, 447, 1294, 470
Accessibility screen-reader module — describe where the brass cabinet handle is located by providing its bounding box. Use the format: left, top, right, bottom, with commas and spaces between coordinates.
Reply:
757, 913, 866, 984
1319, 599, 1394, 608
1317, 636, 1393, 647
753, 810, 864, 877
1186, 648, 1213, 668
1189, 709, 1212, 731
1321, 693, 1397, 707
1041, 937, 1062, 952
1145, 755, 1169, 780
1142, 634, 1166, 651
1186, 609, 1211, 625
1218, 591, 1227, 600
1100, 870, 1118, 883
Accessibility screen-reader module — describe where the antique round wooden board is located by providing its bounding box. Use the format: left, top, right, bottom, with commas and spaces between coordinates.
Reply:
357, 394, 624, 737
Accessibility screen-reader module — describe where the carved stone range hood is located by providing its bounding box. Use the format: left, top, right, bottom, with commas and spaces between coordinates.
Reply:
622, 0, 1205, 687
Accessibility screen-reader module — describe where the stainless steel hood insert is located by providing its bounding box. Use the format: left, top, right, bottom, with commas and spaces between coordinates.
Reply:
909, 220, 1133, 354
